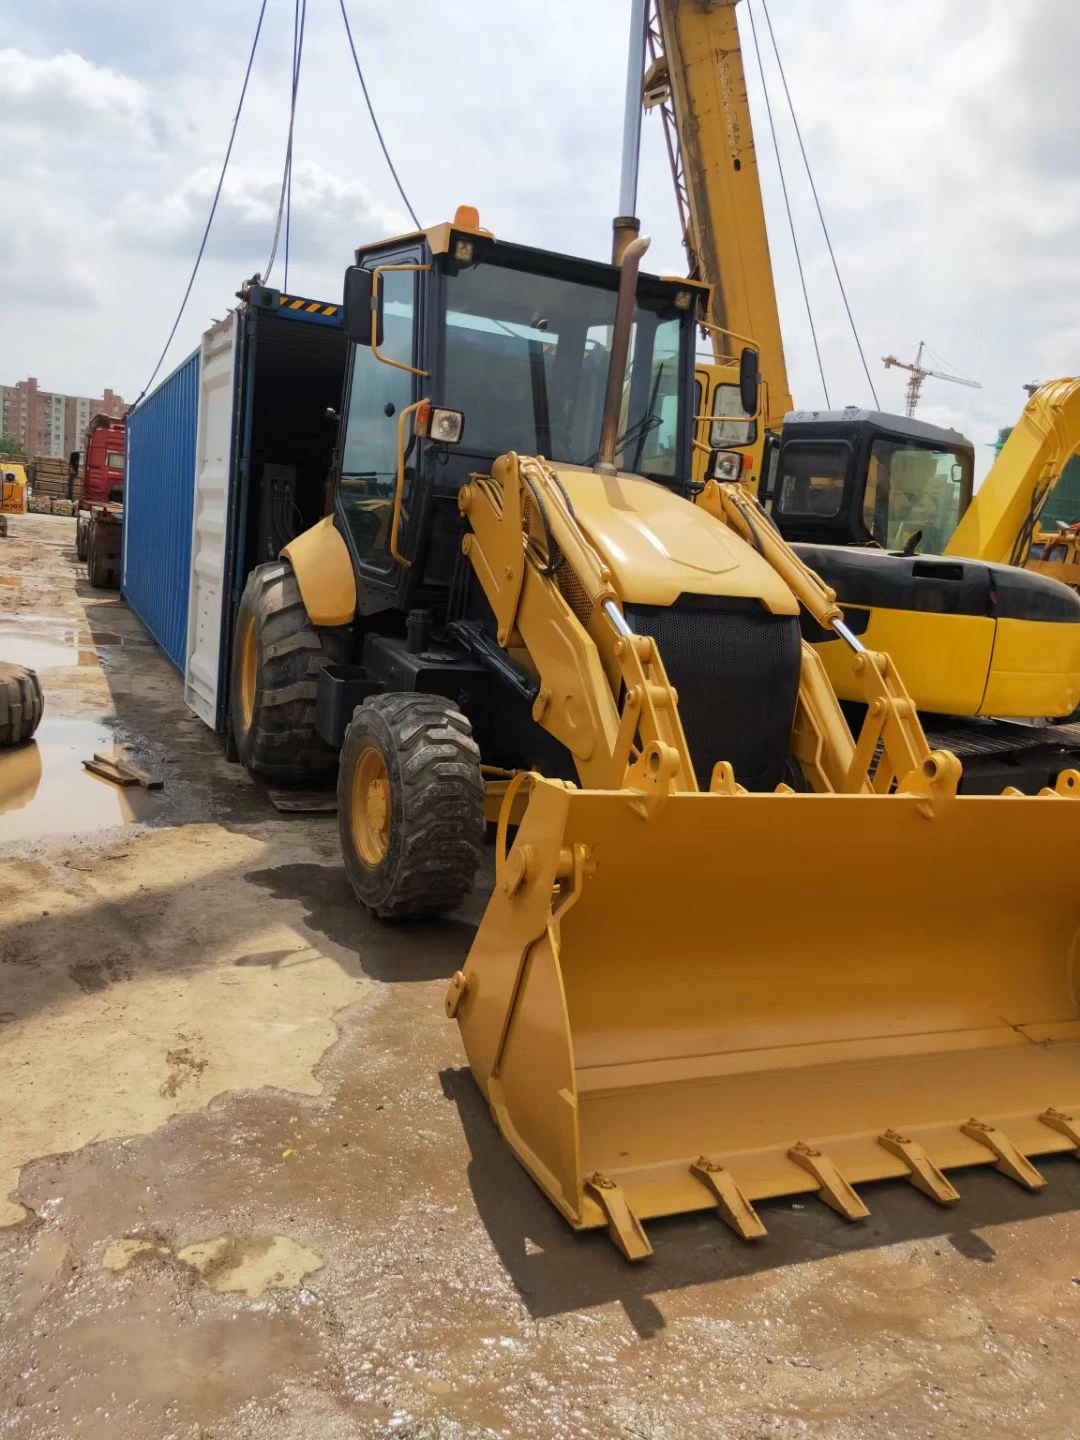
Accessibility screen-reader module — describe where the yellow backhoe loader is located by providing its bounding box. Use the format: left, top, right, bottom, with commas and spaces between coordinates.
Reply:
641, 0, 1080, 789
231, 210, 1080, 1259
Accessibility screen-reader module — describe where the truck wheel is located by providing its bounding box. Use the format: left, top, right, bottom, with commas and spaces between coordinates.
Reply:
0, 663, 44, 746
231, 560, 341, 784
76, 514, 89, 562
86, 524, 118, 588
338, 693, 484, 918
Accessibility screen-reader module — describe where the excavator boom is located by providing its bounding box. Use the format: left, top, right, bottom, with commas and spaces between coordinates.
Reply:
946, 377, 1080, 570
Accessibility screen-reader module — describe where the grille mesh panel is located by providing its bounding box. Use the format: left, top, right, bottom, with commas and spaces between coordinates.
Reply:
558, 567, 594, 628
624, 600, 801, 792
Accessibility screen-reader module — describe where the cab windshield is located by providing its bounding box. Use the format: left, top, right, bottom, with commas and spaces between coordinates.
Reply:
441, 262, 686, 482
863, 438, 972, 552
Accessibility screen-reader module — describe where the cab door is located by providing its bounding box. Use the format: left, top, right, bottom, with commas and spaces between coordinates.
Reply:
334, 246, 425, 615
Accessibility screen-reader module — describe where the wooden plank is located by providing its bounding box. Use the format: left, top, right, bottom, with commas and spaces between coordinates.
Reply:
92, 751, 163, 789
267, 788, 337, 814
82, 759, 139, 788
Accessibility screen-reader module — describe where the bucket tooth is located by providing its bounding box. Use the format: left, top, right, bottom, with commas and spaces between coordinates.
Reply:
878, 1129, 960, 1205
1039, 1107, 1080, 1149
961, 1120, 1047, 1189
690, 1157, 767, 1240
585, 1173, 653, 1261
787, 1142, 870, 1221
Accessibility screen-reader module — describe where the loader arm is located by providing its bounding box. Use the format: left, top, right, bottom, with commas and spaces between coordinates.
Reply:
460, 451, 699, 795
698, 478, 958, 797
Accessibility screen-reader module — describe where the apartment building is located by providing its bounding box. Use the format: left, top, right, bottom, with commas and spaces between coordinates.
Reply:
0, 378, 126, 459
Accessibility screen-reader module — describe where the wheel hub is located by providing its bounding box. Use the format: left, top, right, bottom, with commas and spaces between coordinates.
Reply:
351, 746, 391, 866
238, 613, 257, 731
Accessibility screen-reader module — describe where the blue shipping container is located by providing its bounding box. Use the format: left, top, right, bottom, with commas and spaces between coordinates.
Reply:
123, 350, 200, 671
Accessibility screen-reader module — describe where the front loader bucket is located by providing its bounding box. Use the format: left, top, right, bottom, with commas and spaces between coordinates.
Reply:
448, 776, 1080, 1259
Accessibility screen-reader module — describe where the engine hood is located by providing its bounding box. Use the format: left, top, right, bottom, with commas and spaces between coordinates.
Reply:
549, 464, 798, 615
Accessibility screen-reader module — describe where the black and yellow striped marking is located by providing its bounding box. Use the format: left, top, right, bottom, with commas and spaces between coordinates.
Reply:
278, 295, 339, 316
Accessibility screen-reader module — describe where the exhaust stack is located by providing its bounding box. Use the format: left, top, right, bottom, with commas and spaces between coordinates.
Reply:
595, 234, 650, 477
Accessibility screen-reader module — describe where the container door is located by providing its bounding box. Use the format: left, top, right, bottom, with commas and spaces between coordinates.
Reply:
185, 314, 238, 728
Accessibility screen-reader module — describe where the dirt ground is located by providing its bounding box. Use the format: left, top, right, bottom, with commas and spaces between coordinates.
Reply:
1, 511, 1078, 1440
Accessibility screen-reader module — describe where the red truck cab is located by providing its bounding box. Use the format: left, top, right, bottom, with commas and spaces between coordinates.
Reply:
80, 415, 125, 506
76, 414, 125, 587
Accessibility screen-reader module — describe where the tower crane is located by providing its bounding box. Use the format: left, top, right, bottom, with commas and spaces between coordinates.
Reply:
882, 342, 982, 417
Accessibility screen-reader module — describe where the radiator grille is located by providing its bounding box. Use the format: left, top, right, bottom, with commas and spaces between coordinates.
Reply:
557, 566, 594, 628
624, 598, 801, 792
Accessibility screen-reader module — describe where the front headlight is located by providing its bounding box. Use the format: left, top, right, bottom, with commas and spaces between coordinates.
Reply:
427, 407, 465, 445
709, 449, 743, 482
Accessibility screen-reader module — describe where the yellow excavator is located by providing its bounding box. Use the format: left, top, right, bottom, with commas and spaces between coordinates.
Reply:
231, 206, 1080, 1259
642, 0, 1080, 787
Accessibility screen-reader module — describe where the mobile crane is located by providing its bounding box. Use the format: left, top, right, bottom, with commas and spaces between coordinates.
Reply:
642, 0, 1080, 789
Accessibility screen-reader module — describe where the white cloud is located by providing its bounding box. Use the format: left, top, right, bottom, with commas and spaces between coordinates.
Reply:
0, 0, 1075, 466
0, 46, 152, 143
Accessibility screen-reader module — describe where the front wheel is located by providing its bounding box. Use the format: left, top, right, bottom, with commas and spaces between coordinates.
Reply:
230, 560, 343, 784
338, 693, 484, 919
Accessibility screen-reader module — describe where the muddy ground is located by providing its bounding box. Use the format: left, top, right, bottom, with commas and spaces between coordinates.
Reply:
0, 511, 1078, 1440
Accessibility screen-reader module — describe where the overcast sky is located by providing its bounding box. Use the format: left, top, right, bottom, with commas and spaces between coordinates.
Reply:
2, 0, 1077, 477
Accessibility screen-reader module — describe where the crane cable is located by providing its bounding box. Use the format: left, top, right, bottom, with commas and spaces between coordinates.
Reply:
263, 0, 307, 289
133, 0, 269, 407
745, 1, 830, 406
758, 0, 880, 408
338, 0, 420, 229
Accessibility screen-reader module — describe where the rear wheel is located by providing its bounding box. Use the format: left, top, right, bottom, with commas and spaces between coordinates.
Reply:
230, 560, 342, 784
76, 514, 89, 561
338, 693, 484, 918
86, 521, 118, 588
0, 663, 44, 746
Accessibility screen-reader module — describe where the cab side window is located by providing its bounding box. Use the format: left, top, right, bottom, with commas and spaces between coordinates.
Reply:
339, 266, 416, 572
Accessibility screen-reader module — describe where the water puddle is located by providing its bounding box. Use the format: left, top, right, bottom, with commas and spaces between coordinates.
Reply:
0, 718, 161, 842
0, 619, 153, 671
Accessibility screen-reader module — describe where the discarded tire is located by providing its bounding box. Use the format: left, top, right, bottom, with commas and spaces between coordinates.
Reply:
337, 692, 485, 918
0, 663, 44, 746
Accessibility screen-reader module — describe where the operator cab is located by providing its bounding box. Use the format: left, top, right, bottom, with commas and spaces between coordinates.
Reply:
334, 207, 706, 618
759, 408, 974, 554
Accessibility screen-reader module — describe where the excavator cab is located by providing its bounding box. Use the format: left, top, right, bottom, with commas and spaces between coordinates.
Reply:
746, 409, 1080, 777
760, 409, 974, 551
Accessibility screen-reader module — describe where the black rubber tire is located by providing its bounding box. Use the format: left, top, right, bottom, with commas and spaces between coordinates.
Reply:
76, 513, 89, 562
230, 560, 342, 784
0, 663, 44, 746
86, 521, 118, 589
338, 693, 484, 919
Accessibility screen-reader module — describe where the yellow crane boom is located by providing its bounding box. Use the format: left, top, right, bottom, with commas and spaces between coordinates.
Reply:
646, 0, 793, 425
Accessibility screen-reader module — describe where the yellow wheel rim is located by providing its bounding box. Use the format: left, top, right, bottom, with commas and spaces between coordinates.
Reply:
238, 612, 258, 731
351, 745, 391, 866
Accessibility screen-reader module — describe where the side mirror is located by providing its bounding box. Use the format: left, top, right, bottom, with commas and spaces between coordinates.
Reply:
739, 345, 760, 418
343, 266, 380, 347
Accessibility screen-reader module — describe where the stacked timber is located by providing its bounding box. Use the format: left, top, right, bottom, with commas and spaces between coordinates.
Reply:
30, 456, 82, 504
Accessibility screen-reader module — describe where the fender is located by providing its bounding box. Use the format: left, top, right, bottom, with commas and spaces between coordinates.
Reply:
280, 515, 356, 626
